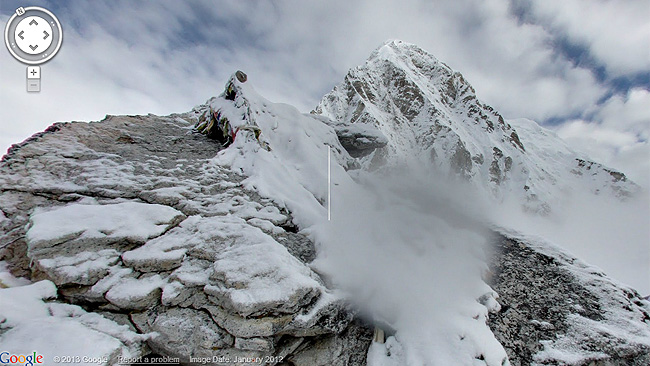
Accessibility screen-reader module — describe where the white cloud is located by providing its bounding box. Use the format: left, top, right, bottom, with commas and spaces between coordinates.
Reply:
555, 88, 650, 188
598, 88, 650, 136
498, 188, 650, 294
529, 0, 650, 75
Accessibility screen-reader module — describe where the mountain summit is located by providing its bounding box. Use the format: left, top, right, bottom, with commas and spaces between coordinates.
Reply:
314, 40, 636, 213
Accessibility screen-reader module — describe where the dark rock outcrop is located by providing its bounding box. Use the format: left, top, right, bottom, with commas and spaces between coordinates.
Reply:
488, 232, 650, 365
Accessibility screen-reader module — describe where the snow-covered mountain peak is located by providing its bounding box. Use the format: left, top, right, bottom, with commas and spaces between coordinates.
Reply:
314, 41, 637, 214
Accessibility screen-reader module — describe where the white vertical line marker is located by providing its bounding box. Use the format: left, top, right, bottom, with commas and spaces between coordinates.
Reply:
328, 145, 331, 221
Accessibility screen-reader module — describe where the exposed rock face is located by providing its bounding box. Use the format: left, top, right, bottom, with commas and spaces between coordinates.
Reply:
311, 115, 388, 159
0, 112, 371, 365
288, 320, 374, 366
488, 232, 650, 366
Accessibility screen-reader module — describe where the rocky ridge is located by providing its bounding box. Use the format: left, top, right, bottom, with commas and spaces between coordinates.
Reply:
0, 110, 371, 365
488, 231, 650, 365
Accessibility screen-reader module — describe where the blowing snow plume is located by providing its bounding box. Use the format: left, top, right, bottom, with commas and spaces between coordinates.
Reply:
311, 166, 509, 366
198, 73, 509, 365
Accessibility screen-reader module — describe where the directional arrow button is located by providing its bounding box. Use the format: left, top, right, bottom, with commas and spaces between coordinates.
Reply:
12, 14, 59, 57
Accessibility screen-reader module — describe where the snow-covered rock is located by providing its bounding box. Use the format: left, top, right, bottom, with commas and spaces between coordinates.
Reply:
311, 114, 388, 159
488, 230, 650, 365
0, 279, 147, 365
26, 202, 185, 249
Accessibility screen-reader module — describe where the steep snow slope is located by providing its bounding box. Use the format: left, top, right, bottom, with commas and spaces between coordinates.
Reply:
314, 40, 636, 214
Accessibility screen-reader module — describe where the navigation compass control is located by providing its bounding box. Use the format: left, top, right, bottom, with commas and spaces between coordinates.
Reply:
15, 16, 54, 55
4, 6, 63, 92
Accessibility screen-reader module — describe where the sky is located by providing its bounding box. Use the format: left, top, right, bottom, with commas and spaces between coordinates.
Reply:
0, 0, 648, 188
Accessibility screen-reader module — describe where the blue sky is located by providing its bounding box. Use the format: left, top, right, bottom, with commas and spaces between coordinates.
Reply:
1, 0, 648, 186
